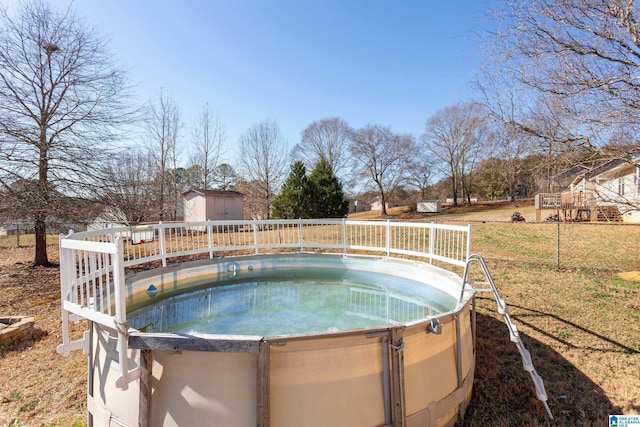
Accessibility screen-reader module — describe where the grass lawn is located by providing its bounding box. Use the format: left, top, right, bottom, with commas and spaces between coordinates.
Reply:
464, 222, 640, 426
1, 208, 639, 426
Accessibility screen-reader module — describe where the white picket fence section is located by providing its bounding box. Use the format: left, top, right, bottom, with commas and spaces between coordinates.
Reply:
57, 219, 471, 389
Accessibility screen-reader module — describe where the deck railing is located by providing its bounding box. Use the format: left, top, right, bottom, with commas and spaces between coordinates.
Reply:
535, 191, 596, 209
57, 219, 471, 388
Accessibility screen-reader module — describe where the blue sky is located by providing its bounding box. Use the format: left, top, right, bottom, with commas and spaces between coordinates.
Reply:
45, 1, 496, 163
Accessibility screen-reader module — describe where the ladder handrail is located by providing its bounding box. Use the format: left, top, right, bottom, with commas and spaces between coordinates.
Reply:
461, 254, 554, 421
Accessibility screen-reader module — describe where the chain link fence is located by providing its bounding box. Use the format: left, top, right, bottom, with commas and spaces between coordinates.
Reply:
457, 221, 640, 272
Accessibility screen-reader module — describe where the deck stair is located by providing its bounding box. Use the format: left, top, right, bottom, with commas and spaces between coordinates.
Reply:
575, 209, 591, 222
461, 254, 554, 421
594, 206, 622, 222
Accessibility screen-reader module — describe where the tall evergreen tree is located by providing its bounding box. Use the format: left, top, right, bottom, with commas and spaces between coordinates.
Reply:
309, 158, 349, 218
271, 162, 313, 219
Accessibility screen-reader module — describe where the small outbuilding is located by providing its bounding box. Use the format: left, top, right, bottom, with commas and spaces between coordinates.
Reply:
183, 189, 244, 222
370, 197, 391, 212
417, 200, 442, 213
348, 199, 372, 214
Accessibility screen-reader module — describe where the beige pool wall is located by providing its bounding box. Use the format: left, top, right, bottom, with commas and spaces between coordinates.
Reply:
87, 254, 475, 427
88, 302, 473, 427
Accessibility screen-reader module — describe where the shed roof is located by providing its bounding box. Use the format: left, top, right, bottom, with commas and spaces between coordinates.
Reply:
183, 189, 243, 197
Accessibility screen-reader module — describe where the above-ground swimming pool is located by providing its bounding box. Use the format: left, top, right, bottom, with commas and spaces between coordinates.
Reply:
60, 220, 561, 426
59, 220, 552, 426
82, 252, 475, 427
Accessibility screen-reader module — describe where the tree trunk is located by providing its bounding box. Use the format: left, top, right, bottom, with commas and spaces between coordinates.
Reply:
35, 131, 50, 266
33, 213, 49, 266
451, 178, 458, 207
380, 187, 388, 216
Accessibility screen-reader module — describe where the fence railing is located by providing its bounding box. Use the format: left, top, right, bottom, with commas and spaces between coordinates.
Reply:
57, 219, 471, 389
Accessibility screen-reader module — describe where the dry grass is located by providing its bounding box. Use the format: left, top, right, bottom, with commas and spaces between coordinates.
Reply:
0, 240, 86, 427
1, 211, 639, 426
464, 223, 640, 426
371, 204, 640, 425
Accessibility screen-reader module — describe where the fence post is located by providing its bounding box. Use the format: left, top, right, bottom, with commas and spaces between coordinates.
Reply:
429, 223, 435, 264
113, 236, 131, 389
207, 221, 214, 259
556, 222, 560, 268
253, 220, 259, 254
342, 219, 348, 254
158, 222, 167, 267
386, 220, 391, 257
58, 233, 70, 356
299, 218, 304, 252
466, 224, 473, 262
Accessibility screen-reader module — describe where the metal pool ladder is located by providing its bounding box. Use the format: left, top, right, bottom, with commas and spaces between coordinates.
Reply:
461, 254, 554, 420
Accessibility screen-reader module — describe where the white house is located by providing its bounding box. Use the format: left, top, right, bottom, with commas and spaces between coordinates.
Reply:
87, 206, 129, 231
570, 156, 640, 223
183, 189, 244, 222
370, 197, 391, 212
348, 199, 371, 214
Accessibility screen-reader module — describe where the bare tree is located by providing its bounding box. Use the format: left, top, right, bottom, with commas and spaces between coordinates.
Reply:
237, 119, 288, 219
349, 124, 416, 216
460, 125, 487, 205
291, 117, 351, 179
421, 103, 488, 206
489, 121, 532, 203
145, 89, 182, 220
405, 150, 435, 200
100, 150, 157, 224
0, 1, 133, 265
477, 62, 596, 194
189, 103, 226, 190
485, 0, 640, 161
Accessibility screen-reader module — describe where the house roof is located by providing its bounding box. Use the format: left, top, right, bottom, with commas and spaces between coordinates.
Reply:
571, 155, 640, 186
183, 189, 243, 197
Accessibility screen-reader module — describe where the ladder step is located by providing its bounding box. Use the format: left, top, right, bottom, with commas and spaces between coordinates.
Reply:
497, 298, 507, 315
532, 373, 548, 401
519, 347, 534, 372
509, 324, 519, 342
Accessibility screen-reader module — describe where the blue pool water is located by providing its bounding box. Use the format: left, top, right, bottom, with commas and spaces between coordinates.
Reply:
128, 267, 457, 337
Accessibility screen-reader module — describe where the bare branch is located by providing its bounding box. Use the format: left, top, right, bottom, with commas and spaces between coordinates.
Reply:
0, 1, 134, 264
237, 119, 288, 219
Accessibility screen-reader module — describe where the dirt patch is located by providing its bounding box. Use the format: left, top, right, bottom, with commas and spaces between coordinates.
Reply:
618, 271, 640, 282
349, 200, 535, 222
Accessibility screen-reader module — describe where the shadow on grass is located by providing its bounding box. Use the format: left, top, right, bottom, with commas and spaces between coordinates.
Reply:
462, 309, 622, 427
509, 303, 639, 355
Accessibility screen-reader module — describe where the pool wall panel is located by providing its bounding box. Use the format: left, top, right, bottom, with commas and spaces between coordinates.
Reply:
403, 307, 474, 426
269, 334, 386, 426
151, 351, 257, 427
89, 324, 140, 427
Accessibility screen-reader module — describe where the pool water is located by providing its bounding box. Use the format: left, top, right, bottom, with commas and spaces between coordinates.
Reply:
128, 270, 456, 337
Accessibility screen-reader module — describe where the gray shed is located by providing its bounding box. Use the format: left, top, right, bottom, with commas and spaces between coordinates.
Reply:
417, 200, 442, 213
183, 189, 244, 222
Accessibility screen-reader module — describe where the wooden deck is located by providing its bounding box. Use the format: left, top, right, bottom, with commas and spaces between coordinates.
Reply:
534, 193, 622, 222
